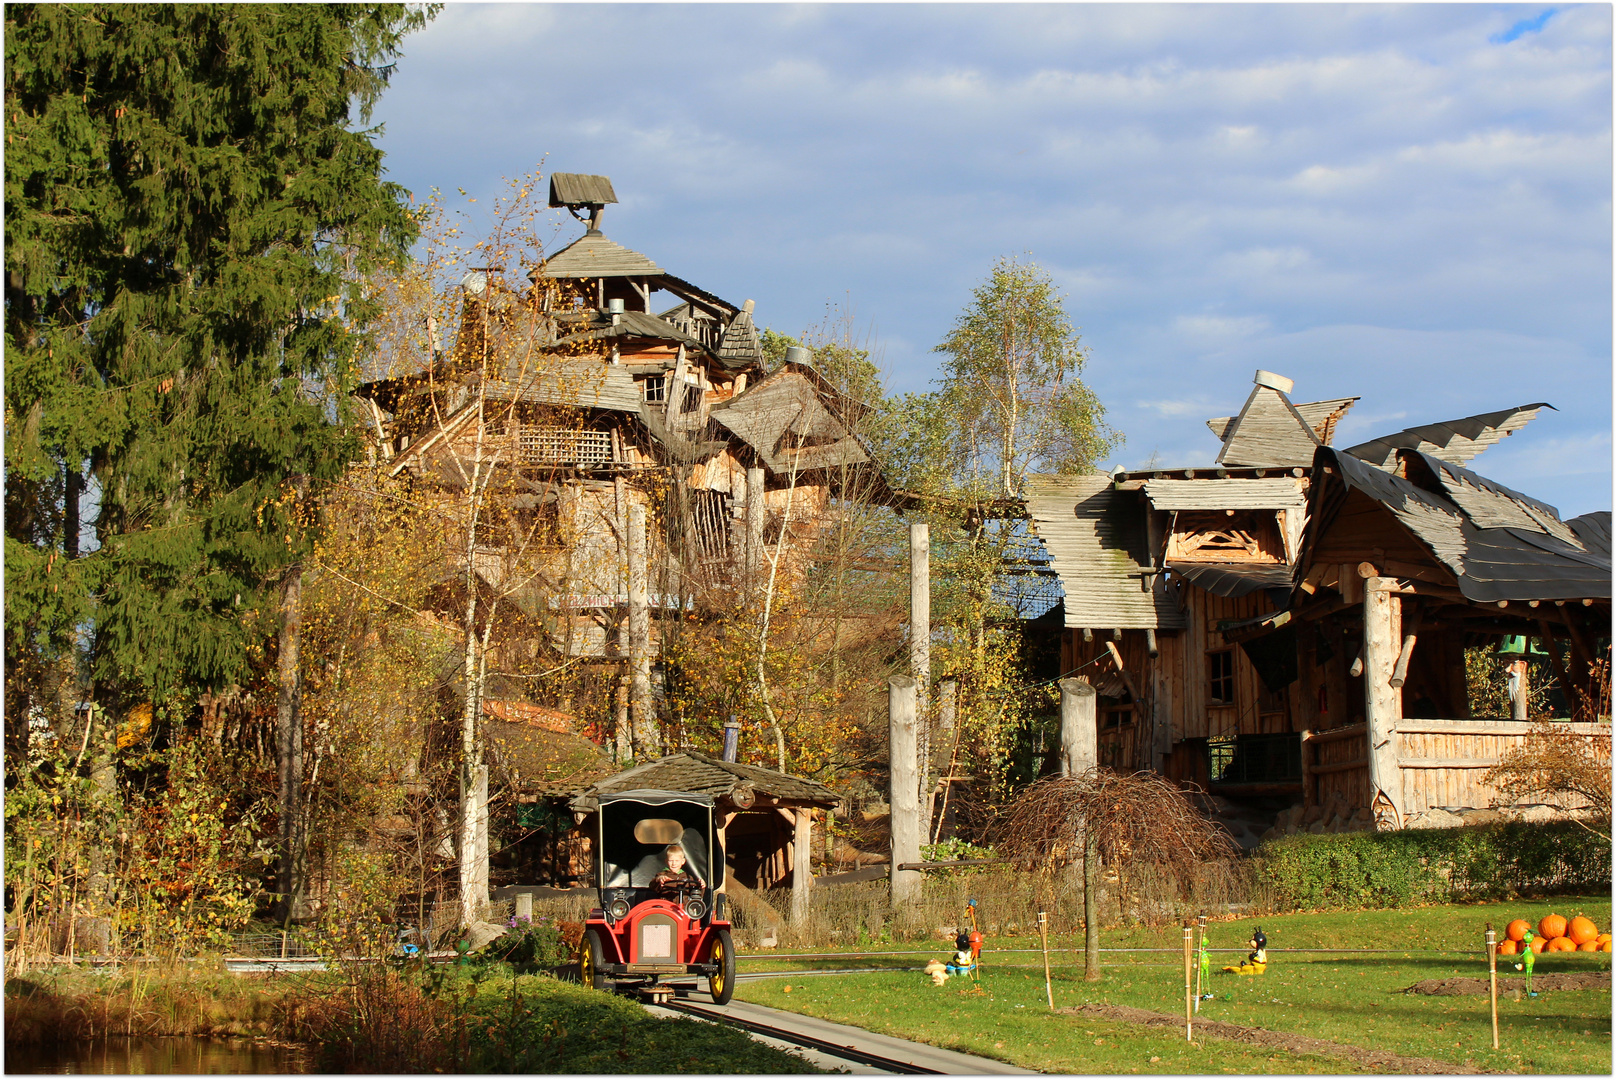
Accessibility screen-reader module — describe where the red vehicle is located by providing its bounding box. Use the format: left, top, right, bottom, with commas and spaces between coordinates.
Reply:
576, 789, 736, 1004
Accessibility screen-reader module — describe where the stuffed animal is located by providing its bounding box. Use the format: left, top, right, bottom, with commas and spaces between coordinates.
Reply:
923, 959, 949, 986
1221, 927, 1267, 975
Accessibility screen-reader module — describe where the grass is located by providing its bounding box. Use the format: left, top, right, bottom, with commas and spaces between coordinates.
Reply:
735, 895, 1613, 1074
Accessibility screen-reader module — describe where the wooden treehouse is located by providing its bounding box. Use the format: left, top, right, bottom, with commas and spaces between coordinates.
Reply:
353, 172, 887, 760
1028, 368, 1610, 830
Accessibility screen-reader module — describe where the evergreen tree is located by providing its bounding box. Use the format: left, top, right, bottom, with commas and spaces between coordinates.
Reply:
4, 4, 432, 742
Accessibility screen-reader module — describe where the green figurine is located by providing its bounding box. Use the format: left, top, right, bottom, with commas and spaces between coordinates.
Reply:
1513, 928, 1538, 996
1197, 925, 1212, 1005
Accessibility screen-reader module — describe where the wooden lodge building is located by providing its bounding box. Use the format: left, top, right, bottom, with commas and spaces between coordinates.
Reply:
1028, 369, 1611, 829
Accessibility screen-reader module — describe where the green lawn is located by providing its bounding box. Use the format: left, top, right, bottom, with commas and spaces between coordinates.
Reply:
736, 895, 1613, 1074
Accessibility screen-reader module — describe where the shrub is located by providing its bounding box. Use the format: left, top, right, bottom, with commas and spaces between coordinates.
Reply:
1254, 820, 1612, 911
489, 913, 574, 973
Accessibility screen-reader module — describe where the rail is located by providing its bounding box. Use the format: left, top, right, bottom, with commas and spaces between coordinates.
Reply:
657, 998, 944, 1074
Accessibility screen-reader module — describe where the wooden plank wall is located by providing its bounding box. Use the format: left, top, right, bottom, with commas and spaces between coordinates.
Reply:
1177, 589, 1269, 740
1396, 720, 1610, 816
1304, 720, 1611, 815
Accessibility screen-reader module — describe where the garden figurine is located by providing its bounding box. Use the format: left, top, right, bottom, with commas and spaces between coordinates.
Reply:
1220, 927, 1267, 975
1197, 921, 1213, 1002
1513, 927, 1537, 996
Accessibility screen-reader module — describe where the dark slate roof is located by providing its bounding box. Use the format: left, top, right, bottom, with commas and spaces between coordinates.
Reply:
1168, 561, 1296, 599
568, 751, 839, 812
1569, 512, 1611, 559
549, 173, 618, 207
1343, 403, 1551, 470
1320, 447, 1609, 603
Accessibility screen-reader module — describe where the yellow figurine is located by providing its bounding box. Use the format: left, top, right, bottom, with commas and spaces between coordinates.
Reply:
1221, 927, 1267, 975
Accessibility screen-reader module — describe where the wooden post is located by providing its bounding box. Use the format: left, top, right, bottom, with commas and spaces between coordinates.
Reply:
628, 503, 655, 758
1083, 826, 1099, 982
614, 476, 631, 761
1038, 911, 1054, 1009
746, 466, 765, 581
791, 808, 813, 926
1508, 659, 1529, 721
1363, 577, 1403, 829
1183, 922, 1194, 1041
1486, 924, 1499, 1049
1059, 678, 1098, 776
888, 676, 923, 911
910, 521, 931, 814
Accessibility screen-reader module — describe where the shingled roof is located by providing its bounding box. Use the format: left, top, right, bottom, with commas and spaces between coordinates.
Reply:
568, 751, 839, 813
1315, 447, 1610, 604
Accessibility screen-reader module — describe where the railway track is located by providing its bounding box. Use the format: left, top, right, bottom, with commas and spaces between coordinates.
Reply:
655, 997, 946, 1074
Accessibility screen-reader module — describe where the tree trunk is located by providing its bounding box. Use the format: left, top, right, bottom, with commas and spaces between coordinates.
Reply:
1083, 824, 1100, 981
276, 562, 305, 925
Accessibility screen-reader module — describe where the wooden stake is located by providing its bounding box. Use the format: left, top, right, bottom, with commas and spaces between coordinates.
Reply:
1183, 922, 1194, 1041
1039, 911, 1054, 1009
1487, 924, 1499, 1050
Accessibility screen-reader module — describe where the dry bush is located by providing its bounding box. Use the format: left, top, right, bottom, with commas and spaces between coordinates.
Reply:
1485, 713, 1612, 841
996, 770, 1237, 886
286, 965, 469, 1073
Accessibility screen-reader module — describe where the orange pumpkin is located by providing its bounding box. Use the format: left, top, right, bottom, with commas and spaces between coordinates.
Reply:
1603, 942, 1613, 953
1539, 914, 1568, 940
1506, 919, 1531, 942
1496, 939, 1519, 955
1568, 916, 1598, 945
1529, 936, 1548, 954
1577, 940, 1600, 952
1548, 936, 1576, 952
1598, 934, 1613, 945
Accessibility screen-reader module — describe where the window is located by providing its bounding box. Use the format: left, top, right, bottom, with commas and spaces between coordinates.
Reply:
641, 375, 667, 403
1208, 649, 1236, 706
680, 383, 703, 414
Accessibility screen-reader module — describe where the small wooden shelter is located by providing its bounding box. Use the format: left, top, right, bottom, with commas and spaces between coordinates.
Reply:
569, 752, 839, 920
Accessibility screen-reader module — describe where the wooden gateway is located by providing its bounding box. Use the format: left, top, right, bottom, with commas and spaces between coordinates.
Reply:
1028, 369, 1610, 829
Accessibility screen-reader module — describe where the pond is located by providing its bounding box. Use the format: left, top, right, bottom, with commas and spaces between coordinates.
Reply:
6, 1036, 313, 1074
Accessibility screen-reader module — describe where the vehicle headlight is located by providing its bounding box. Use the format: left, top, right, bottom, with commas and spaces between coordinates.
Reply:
609, 897, 631, 920
683, 897, 707, 920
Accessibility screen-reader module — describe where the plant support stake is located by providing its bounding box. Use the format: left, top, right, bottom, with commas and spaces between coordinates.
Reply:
1039, 911, 1054, 1009
1486, 924, 1498, 1050
1183, 922, 1194, 1041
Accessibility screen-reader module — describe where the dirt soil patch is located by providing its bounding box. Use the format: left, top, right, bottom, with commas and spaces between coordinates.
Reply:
1061, 1004, 1487, 1075
1404, 971, 1610, 996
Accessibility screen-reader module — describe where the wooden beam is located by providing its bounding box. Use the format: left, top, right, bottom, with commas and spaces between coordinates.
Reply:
1363, 578, 1404, 827
1399, 758, 1502, 770
1311, 757, 1368, 776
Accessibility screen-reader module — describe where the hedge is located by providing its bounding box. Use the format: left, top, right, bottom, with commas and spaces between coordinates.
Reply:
1254, 820, 1612, 911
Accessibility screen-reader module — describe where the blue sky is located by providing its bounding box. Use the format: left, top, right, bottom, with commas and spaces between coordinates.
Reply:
370, 3, 1612, 517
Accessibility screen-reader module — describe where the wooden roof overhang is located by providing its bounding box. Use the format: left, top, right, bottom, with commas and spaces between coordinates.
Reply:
567, 752, 839, 827
1223, 446, 1610, 646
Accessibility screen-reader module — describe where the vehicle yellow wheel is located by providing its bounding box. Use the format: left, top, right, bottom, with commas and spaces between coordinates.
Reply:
707, 927, 736, 1005
579, 928, 608, 991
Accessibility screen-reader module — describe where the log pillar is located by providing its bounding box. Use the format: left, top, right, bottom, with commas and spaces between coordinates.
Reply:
910, 521, 931, 815
746, 466, 765, 580
791, 808, 813, 925
1059, 677, 1098, 776
628, 503, 655, 757
1362, 576, 1404, 829
888, 676, 923, 911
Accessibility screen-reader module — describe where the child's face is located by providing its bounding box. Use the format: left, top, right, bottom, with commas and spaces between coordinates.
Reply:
667, 850, 685, 872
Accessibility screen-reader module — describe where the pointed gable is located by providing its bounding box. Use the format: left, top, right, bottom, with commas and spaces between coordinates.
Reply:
1215, 371, 1322, 468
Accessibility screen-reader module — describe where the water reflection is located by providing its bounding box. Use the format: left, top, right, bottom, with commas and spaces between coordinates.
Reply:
5, 1036, 312, 1074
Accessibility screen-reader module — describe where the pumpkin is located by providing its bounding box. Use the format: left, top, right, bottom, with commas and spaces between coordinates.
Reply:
1577, 940, 1600, 952
1568, 916, 1599, 945
1529, 937, 1548, 954
1598, 933, 1613, 945
1506, 919, 1531, 942
1603, 942, 1613, 953
1496, 939, 1518, 956
1547, 936, 1576, 952
1538, 914, 1568, 940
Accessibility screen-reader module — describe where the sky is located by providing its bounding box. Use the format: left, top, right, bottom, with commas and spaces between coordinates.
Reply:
369, 3, 1613, 518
